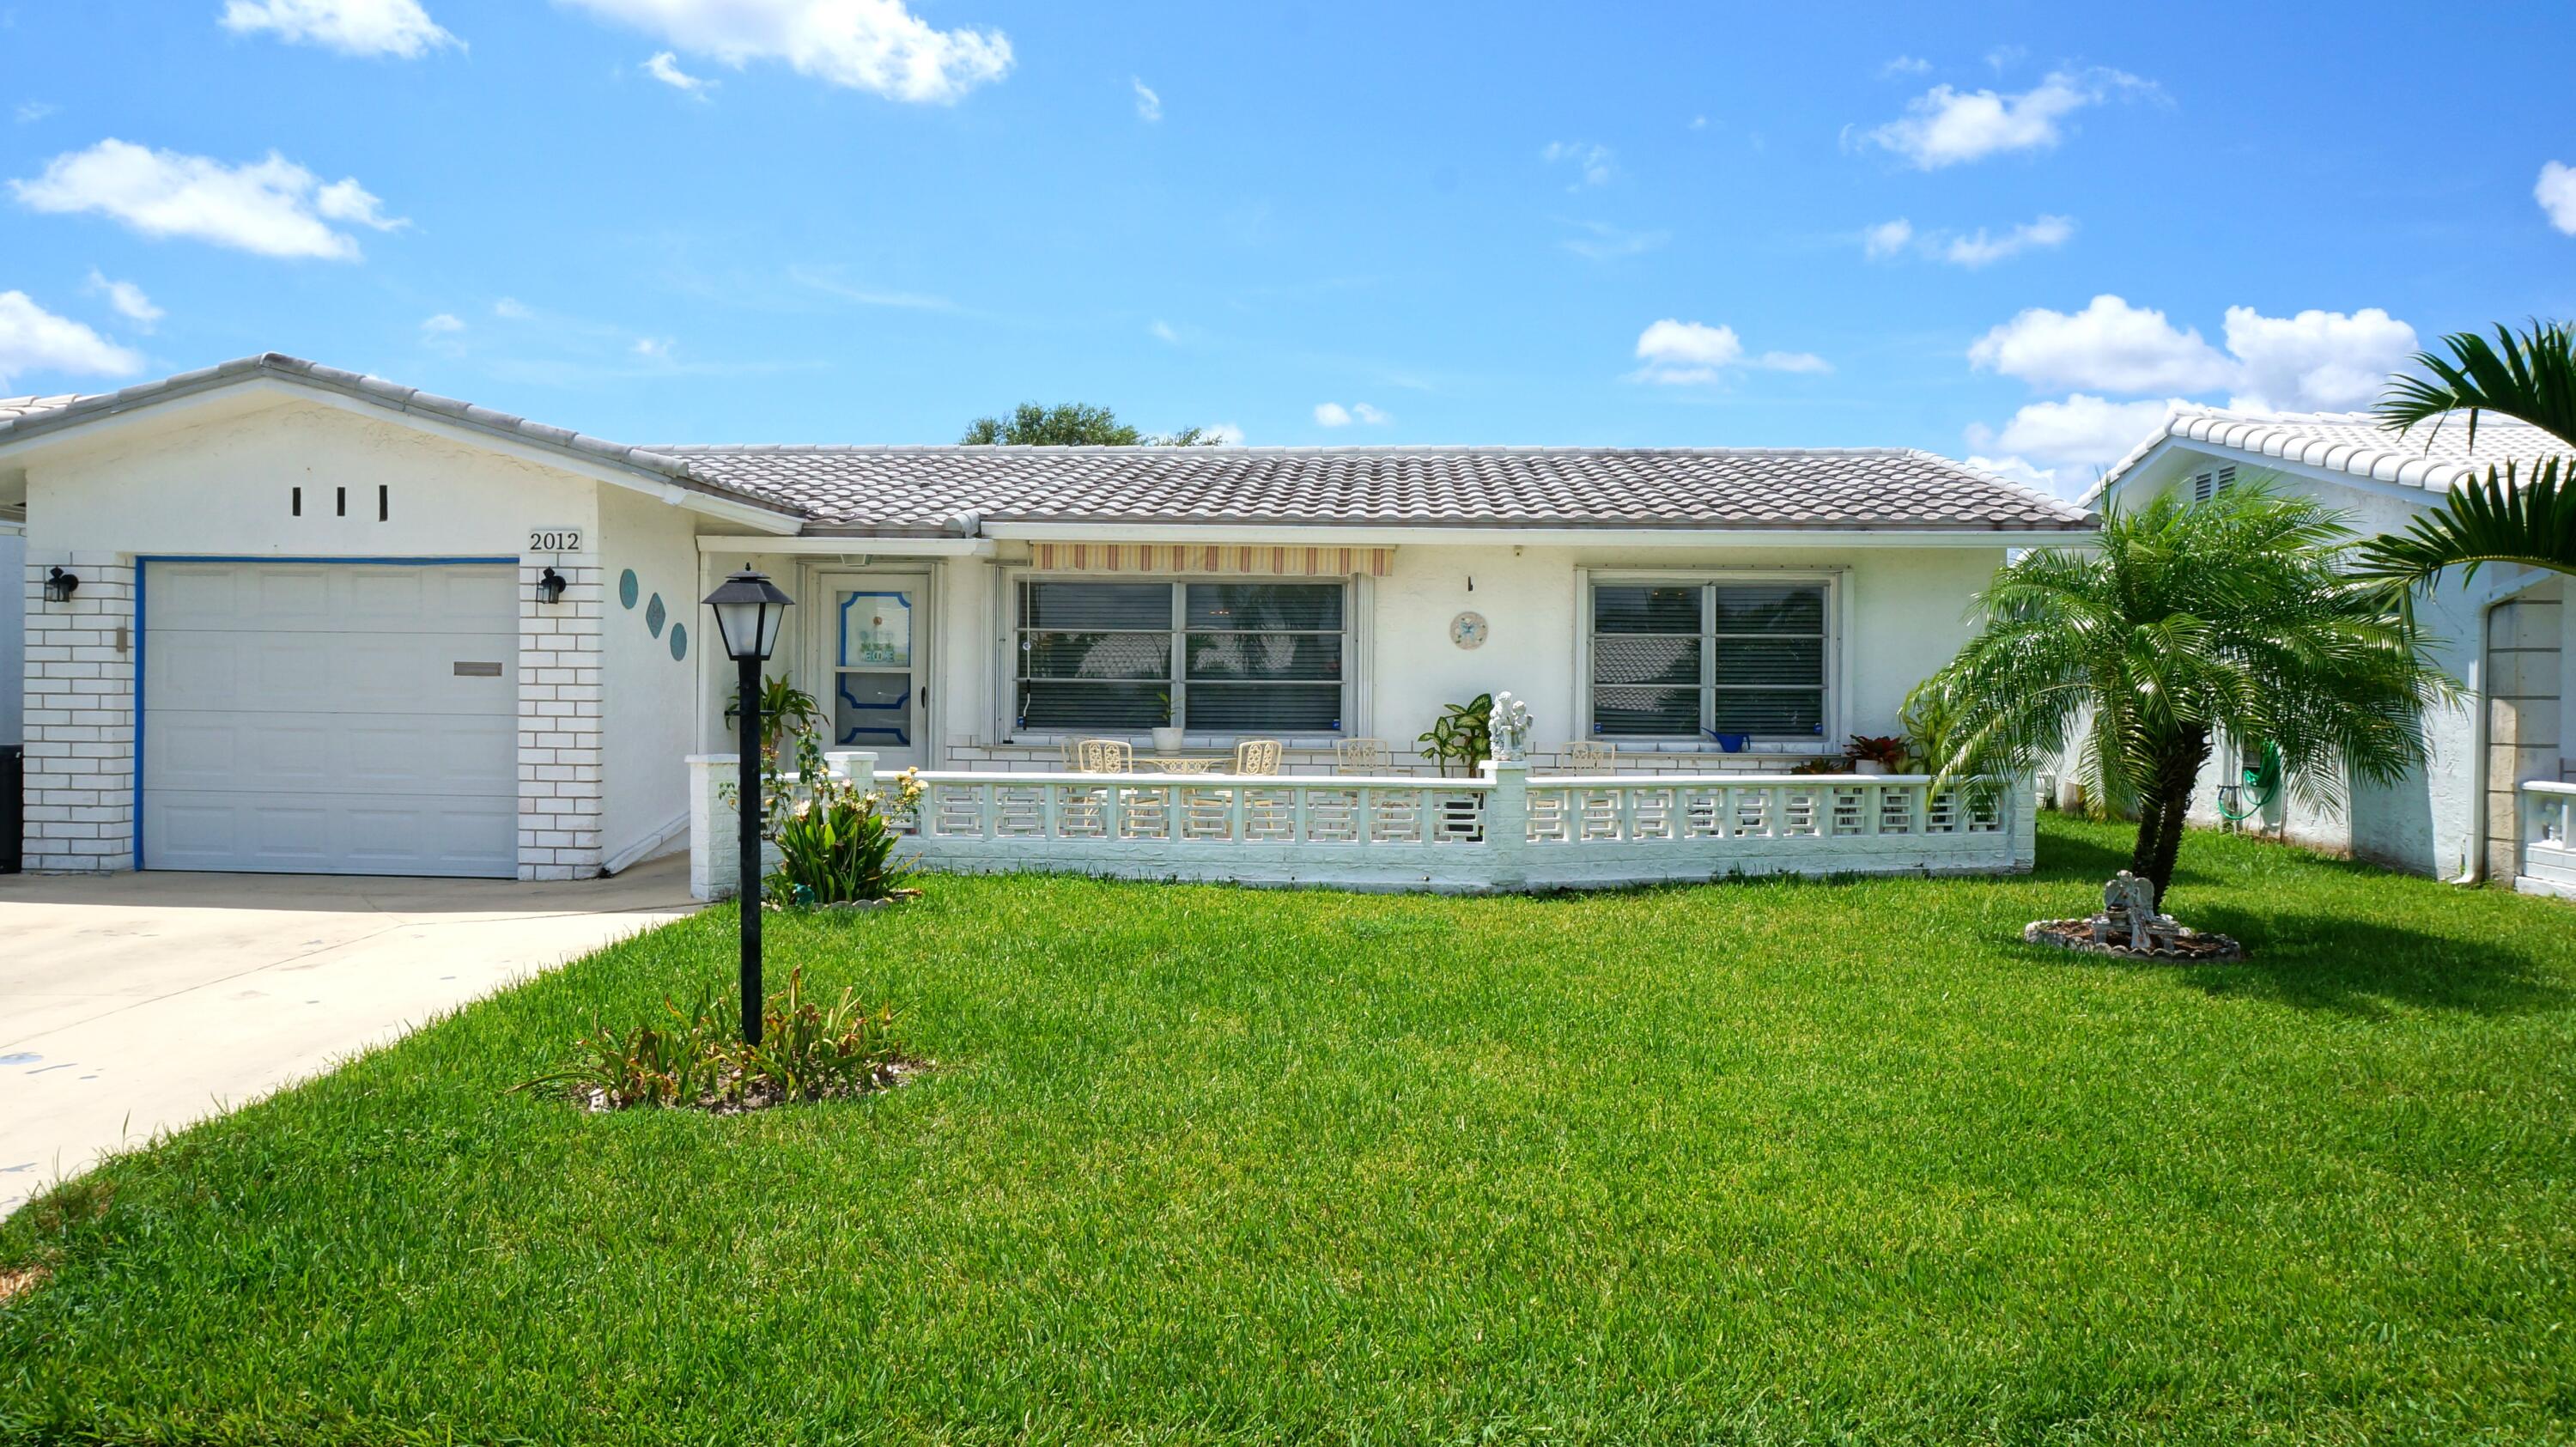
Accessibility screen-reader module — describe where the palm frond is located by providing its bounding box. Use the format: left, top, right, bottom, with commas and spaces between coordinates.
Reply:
2354, 457, 2576, 589
2373, 320, 2576, 450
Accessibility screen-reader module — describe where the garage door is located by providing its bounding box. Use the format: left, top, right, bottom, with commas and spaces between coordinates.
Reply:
142, 561, 519, 878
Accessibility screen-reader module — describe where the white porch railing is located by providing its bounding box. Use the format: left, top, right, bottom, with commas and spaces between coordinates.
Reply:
688, 753, 2033, 898
2517, 781, 2576, 902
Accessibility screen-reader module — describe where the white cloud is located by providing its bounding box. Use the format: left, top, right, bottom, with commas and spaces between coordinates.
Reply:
83, 269, 161, 330
1148, 319, 1180, 344
2221, 305, 2416, 412
559, 0, 1012, 103
1878, 55, 1931, 77
1972, 295, 2419, 412
2538, 161, 2576, 235
1131, 76, 1160, 122
1541, 140, 1614, 188
219, 0, 459, 58
644, 51, 714, 95
1939, 214, 2073, 266
1862, 217, 1914, 259
1313, 402, 1350, 427
9, 139, 404, 259
492, 297, 532, 319
1631, 319, 1829, 385
420, 312, 465, 333
1559, 219, 1669, 261
1984, 45, 2027, 73
1198, 423, 1244, 446
633, 336, 673, 360
1969, 294, 2234, 394
1966, 393, 2181, 469
0, 289, 145, 389
15, 100, 58, 124
1352, 403, 1389, 425
1965, 453, 2062, 494
1863, 67, 2154, 169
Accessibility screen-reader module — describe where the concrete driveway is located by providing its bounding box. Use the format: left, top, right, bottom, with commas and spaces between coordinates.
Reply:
0, 858, 699, 1215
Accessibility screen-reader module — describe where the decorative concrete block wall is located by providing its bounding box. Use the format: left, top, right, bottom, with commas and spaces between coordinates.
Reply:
21, 551, 137, 871
689, 751, 874, 900
519, 556, 605, 880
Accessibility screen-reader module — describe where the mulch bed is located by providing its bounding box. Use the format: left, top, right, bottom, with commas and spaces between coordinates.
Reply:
2023, 918, 2245, 963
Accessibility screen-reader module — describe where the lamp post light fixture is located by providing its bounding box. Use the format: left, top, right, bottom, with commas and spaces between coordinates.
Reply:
535, 567, 568, 605
43, 567, 81, 604
702, 568, 795, 1044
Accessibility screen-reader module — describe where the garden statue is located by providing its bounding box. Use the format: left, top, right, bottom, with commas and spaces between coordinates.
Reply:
2090, 870, 2186, 952
1489, 691, 1534, 763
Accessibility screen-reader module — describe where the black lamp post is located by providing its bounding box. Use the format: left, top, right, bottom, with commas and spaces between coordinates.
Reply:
702, 567, 794, 1044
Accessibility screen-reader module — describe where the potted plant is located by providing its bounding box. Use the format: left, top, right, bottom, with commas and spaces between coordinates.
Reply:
1846, 734, 1910, 775
1151, 690, 1184, 754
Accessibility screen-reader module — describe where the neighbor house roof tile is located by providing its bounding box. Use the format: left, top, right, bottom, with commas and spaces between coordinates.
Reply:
2090, 406, 2569, 505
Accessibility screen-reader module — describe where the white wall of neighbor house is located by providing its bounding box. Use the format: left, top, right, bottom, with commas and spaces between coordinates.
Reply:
15, 396, 617, 877
697, 539, 2010, 774
595, 484, 702, 868
2110, 447, 2516, 879
1, 526, 22, 745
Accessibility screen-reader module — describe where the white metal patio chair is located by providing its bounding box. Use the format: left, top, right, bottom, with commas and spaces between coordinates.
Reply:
1334, 738, 1391, 775
1564, 741, 1615, 775
1075, 738, 1133, 775
1230, 739, 1285, 775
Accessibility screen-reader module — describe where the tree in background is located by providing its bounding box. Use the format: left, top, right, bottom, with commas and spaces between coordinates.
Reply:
2359, 321, 2576, 587
960, 402, 1224, 447
1911, 483, 2452, 908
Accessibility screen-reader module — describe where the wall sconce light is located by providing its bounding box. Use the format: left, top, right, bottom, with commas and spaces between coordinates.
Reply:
536, 567, 568, 605
44, 567, 81, 604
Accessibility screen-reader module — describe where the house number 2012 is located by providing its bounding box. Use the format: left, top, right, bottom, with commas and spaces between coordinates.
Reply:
527, 528, 583, 552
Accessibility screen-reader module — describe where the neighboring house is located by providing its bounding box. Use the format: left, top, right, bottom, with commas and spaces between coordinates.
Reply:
2088, 406, 2573, 889
3, 354, 2090, 887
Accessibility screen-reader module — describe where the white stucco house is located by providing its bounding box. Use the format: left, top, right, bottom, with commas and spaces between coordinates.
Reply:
2088, 406, 2574, 897
3, 354, 2093, 891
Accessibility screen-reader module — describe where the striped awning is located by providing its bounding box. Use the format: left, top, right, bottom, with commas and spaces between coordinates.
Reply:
1030, 543, 1394, 577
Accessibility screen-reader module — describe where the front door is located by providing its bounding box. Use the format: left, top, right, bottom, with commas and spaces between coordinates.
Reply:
817, 575, 931, 772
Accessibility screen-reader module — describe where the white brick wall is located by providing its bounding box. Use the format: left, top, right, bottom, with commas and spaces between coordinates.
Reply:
519, 557, 605, 880
21, 551, 137, 872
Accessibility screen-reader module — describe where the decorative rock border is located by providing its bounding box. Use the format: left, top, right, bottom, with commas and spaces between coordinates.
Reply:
2023, 918, 2245, 963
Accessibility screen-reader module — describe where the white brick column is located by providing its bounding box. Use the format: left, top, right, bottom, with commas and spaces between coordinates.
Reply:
519, 556, 604, 880
21, 551, 137, 872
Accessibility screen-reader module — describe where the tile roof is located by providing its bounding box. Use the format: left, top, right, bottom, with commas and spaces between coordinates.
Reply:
653, 444, 2097, 536
3, 356, 2098, 537
2091, 405, 2571, 505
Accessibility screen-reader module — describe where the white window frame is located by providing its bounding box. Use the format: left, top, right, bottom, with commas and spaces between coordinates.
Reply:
995, 568, 1364, 745
1572, 568, 1844, 748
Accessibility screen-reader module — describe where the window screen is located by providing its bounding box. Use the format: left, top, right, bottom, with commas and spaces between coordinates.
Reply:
1017, 579, 1346, 734
1589, 581, 1828, 739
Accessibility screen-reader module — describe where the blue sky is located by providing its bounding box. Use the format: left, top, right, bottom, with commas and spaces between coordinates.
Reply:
3, 0, 2571, 496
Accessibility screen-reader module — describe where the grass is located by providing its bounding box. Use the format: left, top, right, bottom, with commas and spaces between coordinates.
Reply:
3, 816, 2573, 1445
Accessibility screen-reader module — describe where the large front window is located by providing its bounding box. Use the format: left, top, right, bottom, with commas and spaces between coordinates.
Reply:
1589, 580, 1829, 740
1016, 579, 1346, 734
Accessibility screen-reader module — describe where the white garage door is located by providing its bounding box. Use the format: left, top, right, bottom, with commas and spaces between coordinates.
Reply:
142, 561, 519, 878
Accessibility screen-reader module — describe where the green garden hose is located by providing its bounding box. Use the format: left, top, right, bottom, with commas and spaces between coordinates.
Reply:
2216, 741, 2282, 821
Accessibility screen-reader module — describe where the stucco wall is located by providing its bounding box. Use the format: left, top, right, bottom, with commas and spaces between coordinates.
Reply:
0, 528, 22, 745
693, 541, 2012, 773
2108, 447, 2519, 879
595, 485, 701, 867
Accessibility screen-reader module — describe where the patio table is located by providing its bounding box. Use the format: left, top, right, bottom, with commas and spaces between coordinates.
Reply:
1136, 755, 1230, 775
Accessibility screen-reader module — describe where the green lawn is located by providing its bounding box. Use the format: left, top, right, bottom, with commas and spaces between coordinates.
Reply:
5, 817, 2574, 1445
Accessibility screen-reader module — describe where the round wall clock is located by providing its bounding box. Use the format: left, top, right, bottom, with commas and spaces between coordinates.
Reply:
1450, 611, 1490, 649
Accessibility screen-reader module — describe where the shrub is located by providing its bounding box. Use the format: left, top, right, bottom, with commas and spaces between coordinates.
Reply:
1417, 692, 1494, 777
516, 970, 913, 1113
768, 733, 925, 906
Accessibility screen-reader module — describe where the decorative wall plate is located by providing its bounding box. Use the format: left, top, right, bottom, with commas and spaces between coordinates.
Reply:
1450, 611, 1489, 649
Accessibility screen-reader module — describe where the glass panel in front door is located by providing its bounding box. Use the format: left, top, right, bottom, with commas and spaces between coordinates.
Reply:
833, 588, 920, 767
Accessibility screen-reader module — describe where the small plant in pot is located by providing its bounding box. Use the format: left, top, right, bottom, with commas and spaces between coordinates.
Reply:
1151, 690, 1184, 754
1846, 735, 1911, 775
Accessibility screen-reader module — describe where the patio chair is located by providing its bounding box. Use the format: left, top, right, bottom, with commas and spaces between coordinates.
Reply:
1564, 741, 1615, 775
1059, 736, 1092, 772
1334, 738, 1391, 775
1075, 738, 1133, 775
1230, 738, 1285, 775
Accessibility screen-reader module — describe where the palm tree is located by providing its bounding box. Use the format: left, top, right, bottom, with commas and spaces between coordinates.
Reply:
2357, 321, 2576, 587
1911, 484, 2454, 909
